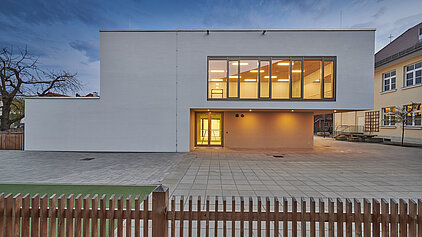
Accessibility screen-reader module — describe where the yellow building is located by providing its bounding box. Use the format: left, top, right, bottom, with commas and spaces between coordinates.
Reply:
335, 22, 422, 144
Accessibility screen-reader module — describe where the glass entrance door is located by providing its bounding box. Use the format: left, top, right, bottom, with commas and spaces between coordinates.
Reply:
196, 112, 223, 146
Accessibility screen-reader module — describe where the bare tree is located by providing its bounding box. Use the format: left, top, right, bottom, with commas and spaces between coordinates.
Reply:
0, 46, 82, 130
394, 103, 418, 146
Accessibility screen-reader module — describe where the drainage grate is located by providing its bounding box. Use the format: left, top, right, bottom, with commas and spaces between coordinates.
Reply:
80, 157, 95, 161
272, 155, 284, 158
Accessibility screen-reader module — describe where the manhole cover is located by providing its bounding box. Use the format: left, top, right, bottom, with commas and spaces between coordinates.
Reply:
80, 157, 95, 161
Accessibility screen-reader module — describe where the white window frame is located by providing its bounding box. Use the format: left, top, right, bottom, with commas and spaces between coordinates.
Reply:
405, 104, 422, 127
404, 62, 422, 87
382, 107, 396, 127
383, 71, 396, 91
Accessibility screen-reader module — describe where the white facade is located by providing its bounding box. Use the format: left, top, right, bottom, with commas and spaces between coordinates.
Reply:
25, 29, 375, 152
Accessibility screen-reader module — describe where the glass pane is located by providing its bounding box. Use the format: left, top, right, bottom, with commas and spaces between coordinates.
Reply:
304, 60, 322, 99
324, 61, 334, 98
260, 61, 270, 98
196, 113, 209, 145
271, 60, 290, 99
228, 60, 238, 97
239, 60, 258, 99
292, 61, 302, 98
208, 60, 227, 99
210, 113, 222, 145
391, 71, 396, 76
407, 65, 414, 71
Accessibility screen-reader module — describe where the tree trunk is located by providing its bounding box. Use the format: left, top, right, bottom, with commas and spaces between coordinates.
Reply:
0, 99, 12, 131
401, 121, 405, 146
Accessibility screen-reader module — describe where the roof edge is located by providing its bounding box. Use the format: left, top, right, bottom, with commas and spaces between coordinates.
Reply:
100, 28, 376, 33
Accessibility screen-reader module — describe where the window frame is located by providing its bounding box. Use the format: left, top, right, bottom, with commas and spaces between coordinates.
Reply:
404, 61, 422, 87
207, 56, 336, 101
382, 70, 396, 92
381, 107, 396, 127
404, 103, 422, 127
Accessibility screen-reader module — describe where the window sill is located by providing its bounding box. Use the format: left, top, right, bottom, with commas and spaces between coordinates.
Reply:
404, 126, 422, 130
380, 89, 397, 94
380, 126, 396, 129
401, 83, 422, 90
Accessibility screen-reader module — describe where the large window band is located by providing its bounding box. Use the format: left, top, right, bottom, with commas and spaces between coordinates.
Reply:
208, 57, 336, 100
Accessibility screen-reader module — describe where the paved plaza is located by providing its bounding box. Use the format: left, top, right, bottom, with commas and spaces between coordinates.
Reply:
0, 137, 421, 200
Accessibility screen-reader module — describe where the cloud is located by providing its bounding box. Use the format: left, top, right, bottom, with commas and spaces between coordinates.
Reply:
69, 40, 99, 62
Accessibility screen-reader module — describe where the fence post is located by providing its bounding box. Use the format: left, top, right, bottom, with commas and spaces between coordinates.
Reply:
152, 185, 169, 237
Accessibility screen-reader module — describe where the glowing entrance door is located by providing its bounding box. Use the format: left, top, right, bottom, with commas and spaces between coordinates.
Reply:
196, 112, 223, 146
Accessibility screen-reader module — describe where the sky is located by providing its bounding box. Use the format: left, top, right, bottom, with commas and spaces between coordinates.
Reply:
1, 0, 421, 94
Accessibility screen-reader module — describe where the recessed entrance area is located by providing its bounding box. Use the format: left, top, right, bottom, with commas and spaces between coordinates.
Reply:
195, 112, 223, 146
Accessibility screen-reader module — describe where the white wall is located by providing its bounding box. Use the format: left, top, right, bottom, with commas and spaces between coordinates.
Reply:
26, 30, 375, 152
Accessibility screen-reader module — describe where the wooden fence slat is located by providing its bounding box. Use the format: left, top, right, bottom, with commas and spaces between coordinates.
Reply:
117, 195, 123, 237
240, 196, 245, 237
66, 194, 73, 237
328, 198, 334, 237
83, 195, 90, 237
21, 194, 30, 237
32, 194, 40, 237
143, 195, 148, 237
267, 197, 271, 237
381, 199, 389, 237
283, 197, 288, 237
189, 196, 193, 237
363, 198, 370, 237
40, 194, 48, 237
354, 199, 362, 237
100, 195, 107, 237
171, 196, 175, 237
91, 195, 98, 237
373, 199, 380, 237
345, 199, 352, 237
337, 198, 343, 237
232, 196, 235, 237
249, 197, 253, 237
205, 196, 209, 237
49, 194, 57, 237
197, 196, 201, 237
391, 199, 398, 237
301, 198, 306, 237
292, 197, 298, 237
74, 194, 82, 237
408, 199, 416, 237
180, 196, 184, 237
310, 197, 315, 237
215, 196, 218, 237
126, 195, 132, 237
319, 198, 325, 237
418, 199, 422, 237
223, 197, 227, 237
109, 195, 115, 237
274, 197, 279, 237
399, 199, 407, 237
0, 193, 4, 237
257, 197, 261, 237
57, 194, 65, 237
13, 194, 21, 237
134, 195, 140, 237
5, 194, 13, 237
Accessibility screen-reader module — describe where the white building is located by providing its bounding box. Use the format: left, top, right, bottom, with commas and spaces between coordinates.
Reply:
25, 29, 375, 152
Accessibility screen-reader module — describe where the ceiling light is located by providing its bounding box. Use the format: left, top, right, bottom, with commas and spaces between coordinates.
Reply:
229, 75, 240, 78
216, 83, 219, 86
334, 110, 337, 112
232, 62, 249, 66
216, 86, 219, 89
244, 79, 256, 82
264, 76, 277, 78
313, 79, 320, 82
249, 109, 252, 112
277, 62, 289, 66
277, 79, 289, 82
250, 70, 264, 73
292, 70, 301, 73
210, 70, 225, 72
210, 79, 223, 82
291, 109, 294, 112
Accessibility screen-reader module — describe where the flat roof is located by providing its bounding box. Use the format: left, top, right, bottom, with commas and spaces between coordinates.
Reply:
100, 28, 376, 33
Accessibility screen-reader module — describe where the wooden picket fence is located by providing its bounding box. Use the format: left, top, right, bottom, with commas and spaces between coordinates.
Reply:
1, 186, 421, 237
0, 131, 24, 150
